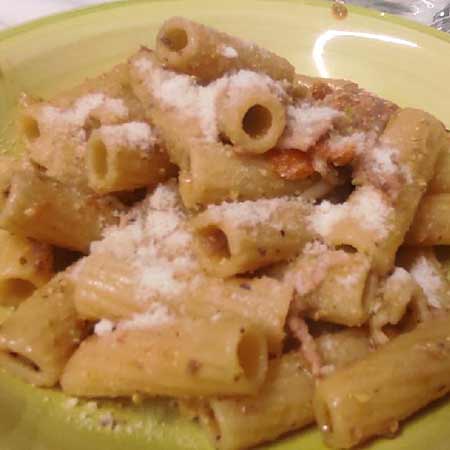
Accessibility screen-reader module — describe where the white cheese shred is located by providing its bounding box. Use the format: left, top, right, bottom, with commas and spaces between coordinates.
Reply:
133, 56, 286, 142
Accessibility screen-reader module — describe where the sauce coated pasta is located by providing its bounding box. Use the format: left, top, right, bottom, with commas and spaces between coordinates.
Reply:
1, 17, 450, 450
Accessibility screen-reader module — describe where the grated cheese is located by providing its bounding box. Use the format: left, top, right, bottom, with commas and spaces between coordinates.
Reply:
100, 122, 156, 151
94, 319, 115, 336
302, 240, 329, 256
118, 303, 172, 331
206, 197, 306, 229
410, 256, 444, 308
40, 94, 128, 133
389, 267, 411, 285
293, 248, 353, 296
90, 181, 200, 305
278, 104, 342, 151
219, 45, 238, 58
327, 132, 367, 156
337, 272, 360, 288
309, 186, 393, 241
357, 141, 413, 196
225, 70, 286, 98
148, 181, 181, 210
133, 57, 285, 142
138, 263, 184, 297
369, 145, 399, 176
93, 304, 173, 338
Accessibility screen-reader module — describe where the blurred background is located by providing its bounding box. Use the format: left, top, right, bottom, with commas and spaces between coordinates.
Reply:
0, 0, 449, 32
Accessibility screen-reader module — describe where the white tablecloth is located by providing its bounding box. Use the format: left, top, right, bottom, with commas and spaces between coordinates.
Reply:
0, 0, 449, 32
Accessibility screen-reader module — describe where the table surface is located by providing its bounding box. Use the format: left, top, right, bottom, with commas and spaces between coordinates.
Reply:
0, 0, 449, 33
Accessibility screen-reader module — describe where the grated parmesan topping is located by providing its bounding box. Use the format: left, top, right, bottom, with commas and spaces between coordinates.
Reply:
293, 248, 352, 296
148, 181, 181, 210
118, 303, 172, 331
410, 256, 444, 308
278, 104, 342, 151
100, 122, 157, 151
40, 94, 128, 137
219, 45, 238, 58
134, 57, 285, 142
337, 272, 361, 288
356, 140, 413, 198
369, 145, 399, 176
94, 319, 115, 336
225, 70, 286, 97
389, 267, 412, 285
90, 181, 199, 302
327, 132, 368, 156
206, 197, 305, 229
93, 292, 175, 337
308, 186, 393, 241
302, 240, 329, 256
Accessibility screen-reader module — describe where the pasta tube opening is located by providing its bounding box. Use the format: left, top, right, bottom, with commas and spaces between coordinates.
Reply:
196, 225, 232, 261
0, 184, 9, 211
155, 17, 295, 82
87, 125, 174, 194
88, 137, 108, 181
0, 274, 88, 387
0, 166, 122, 252
242, 104, 273, 138
4, 350, 40, 373
21, 114, 41, 142
218, 88, 286, 154
159, 26, 189, 52
0, 349, 50, 387
195, 353, 315, 450
0, 279, 35, 305
156, 18, 199, 68
237, 328, 266, 383
0, 180, 12, 200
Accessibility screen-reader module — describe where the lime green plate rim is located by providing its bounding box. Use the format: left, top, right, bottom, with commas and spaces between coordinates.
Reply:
1, 0, 450, 45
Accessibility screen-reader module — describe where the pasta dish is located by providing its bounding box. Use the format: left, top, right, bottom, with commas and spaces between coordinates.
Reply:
0, 17, 450, 450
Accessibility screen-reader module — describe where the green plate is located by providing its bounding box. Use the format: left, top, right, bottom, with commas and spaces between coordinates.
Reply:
1, 1, 450, 449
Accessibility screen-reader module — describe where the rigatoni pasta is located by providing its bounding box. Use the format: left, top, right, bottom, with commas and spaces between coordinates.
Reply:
1, 16, 450, 450
0, 163, 123, 252
406, 193, 450, 245
400, 247, 450, 310
216, 82, 286, 154
61, 318, 268, 397
71, 253, 291, 354
194, 353, 314, 450
191, 197, 313, 277
289, 246, 372, 327
19, 63, 145, 188
309, 108, 447, 275
128, 49, 327, 208
86, 122, 175, 194
0, 273, 87, 387
428, 134, 450, 193
314, 315, 450, 449
315, 328, 372, 369
0, 229, 53, 306
155, 17, 295, 83
178, 141, 325, 208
